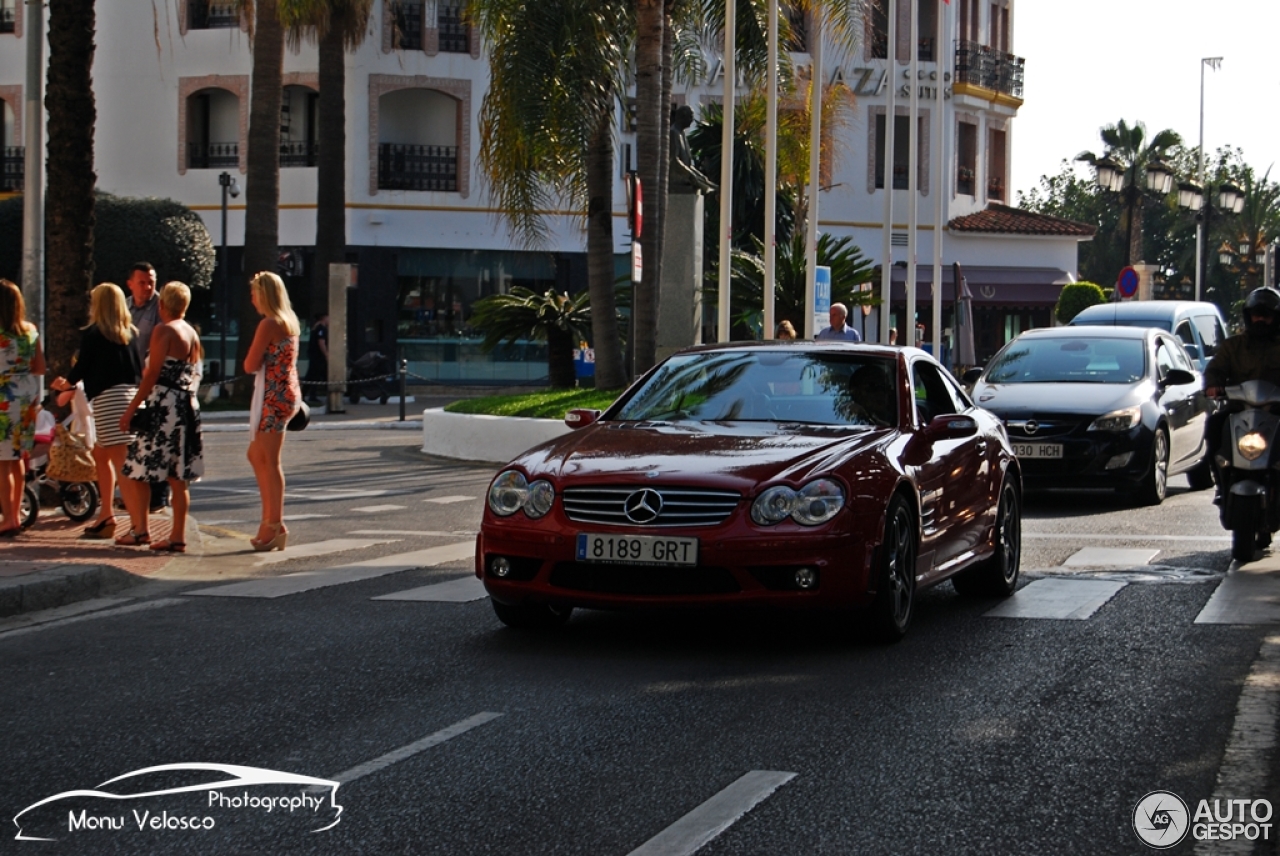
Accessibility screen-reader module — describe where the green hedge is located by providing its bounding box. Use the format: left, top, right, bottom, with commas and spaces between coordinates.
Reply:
1055, 281, 1107, 324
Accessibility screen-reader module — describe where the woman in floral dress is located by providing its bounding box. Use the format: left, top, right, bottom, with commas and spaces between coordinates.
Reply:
0, 279, 47, 536
245, 271, 301, 552
117, 282, 204, 550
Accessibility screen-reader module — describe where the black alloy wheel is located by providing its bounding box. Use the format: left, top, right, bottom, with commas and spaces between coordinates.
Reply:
953, 477, 1022, 597
867, 496, 917, 642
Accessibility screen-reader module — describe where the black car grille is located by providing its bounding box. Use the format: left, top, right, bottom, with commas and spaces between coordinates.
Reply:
1002, 415, 1090, 440
562, 486, 741, 527
550, 562, 741, 595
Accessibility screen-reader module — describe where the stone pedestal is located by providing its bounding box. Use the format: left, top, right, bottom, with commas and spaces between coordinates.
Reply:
656, 192, 704, 362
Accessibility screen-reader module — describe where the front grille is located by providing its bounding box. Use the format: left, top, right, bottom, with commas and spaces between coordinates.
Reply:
550, 562, 740, 595
1002, 415, 1089, 440
562, 486, 741, 527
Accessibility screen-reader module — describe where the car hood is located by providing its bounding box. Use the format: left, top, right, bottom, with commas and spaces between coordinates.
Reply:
972, 381, 1149, 416
508, 420, 895, 490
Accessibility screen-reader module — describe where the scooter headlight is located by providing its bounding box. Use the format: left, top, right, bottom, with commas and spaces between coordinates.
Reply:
1238, 431, 1268, 462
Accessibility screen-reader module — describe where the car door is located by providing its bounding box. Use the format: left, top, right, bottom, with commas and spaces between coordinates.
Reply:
908, 360, 986, 577
1155, 333, 1207, 468
1173, 318, 1204, 370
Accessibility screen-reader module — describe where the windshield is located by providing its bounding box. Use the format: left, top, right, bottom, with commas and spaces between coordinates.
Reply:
614, 351, 899, 426
985, 337, 1146, 384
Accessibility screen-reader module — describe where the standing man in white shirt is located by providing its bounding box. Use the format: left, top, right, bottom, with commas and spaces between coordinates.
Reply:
125, 262, 170, 513
815, 303, 862, 341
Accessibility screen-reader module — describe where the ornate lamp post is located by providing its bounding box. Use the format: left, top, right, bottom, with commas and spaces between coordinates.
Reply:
218, 171, 240, 396
1092, 155, 1175, 268
1177, 179, 1243, 304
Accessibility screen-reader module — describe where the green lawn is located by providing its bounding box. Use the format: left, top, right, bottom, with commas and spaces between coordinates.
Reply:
444, 388, 623, 419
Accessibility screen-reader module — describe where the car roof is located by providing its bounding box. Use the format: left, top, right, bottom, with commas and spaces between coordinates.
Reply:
1071, 300, 1222, 323
675, 340, 906, 358
1013, 325, 1157, 341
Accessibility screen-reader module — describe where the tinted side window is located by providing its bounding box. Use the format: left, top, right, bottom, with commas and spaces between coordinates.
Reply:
1193, 313, 1225, 357
1174, 320, 1201, 362
1158, 335, 1194, 373
911, 362, 960, 423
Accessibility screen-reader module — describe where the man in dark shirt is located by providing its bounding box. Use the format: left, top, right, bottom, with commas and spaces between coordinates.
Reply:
125, 262, 169, 512
304, 313, 329, 406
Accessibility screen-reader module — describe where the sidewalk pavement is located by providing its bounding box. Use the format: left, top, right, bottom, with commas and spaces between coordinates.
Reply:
0, 398, 443, 619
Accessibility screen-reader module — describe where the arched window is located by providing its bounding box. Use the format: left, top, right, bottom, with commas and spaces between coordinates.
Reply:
280, 84, 319, 167
376, 88, 460, 193
186, 87, 241, 170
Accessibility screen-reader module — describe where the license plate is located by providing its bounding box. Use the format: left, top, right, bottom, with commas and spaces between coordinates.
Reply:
1013, 442, 1063, 459
576, 533, 699, 567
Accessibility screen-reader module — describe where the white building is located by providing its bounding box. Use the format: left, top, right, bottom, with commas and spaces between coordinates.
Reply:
0, 0, 1090, 378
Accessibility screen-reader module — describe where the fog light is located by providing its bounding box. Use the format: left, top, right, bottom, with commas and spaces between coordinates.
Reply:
1105, 452, 1133, 470
794, 567, 818, 590
490, 556, 512, 578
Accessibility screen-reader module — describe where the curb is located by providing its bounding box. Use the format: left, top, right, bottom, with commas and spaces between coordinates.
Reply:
0, 564, 144, 618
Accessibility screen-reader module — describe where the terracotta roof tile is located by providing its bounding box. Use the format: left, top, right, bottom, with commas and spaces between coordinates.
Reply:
948, 203, 1096, 237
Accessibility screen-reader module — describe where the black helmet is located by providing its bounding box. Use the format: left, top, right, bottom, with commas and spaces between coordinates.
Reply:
1244, 287, 1280, 337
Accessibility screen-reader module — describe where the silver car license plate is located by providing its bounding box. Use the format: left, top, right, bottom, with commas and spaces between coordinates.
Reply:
1012, 442, 1063, 459
576, 533, 699, 566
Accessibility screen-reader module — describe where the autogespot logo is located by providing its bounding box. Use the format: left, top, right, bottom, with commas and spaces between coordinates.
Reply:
1133, 790, 1189, 849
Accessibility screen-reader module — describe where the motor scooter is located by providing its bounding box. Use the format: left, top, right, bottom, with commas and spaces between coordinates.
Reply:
1216, 379, 1280, 562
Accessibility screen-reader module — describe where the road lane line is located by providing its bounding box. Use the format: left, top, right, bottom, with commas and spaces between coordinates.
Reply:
984, 578, 1126, 620
325, 712, 503, 785
352, 504, 407, 514
1194, 635, 1280, 856
252, 538, 402, 566
1194, 563, 1280, 624
349, 530, 476, 537
373, 576, 487, 603
1024, 532, 1230, 543
425, 495, 475, 504
626, 770, 797, 856
185, 542, 475, 598
0, 598, 187, 639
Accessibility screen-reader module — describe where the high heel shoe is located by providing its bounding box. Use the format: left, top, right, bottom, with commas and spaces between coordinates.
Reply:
83, 518, 117, 539
114, 530, 151, 547
251, 523, 288, 553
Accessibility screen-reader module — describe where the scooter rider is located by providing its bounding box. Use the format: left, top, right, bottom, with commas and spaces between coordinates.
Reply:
1203, 287, 1280, 498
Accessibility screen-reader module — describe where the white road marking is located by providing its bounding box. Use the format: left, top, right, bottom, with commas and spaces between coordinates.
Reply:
1194, 565, 1280, 625
1193, 635, 1280, 856
186, 542, 475, 598
1024, 532, 1230, 543
352, 504, 407, 514
300, 489, 402, 499
374, 576, 486, 603
984, 579, 1126, 620
253, 538, 401, 566
282, 513, 334, 521
425, 495, 475, 505
626, 770, 797, 856
0, 599, 187, 639
1063, 547, 1159, 567
324, 712, 503, 786
198, 519, 249, 526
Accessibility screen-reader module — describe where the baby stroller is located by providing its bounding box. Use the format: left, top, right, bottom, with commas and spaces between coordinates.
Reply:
20, 409, 100, 529
347, 350, 396, 404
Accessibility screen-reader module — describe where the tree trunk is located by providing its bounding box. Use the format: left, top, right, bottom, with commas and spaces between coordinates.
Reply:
586, 111, 624, 390
651, 1, 675, 353
310, 19, 347, 318
633, 0, 664, 375
44, 0, 97, 375
546, 325, 576, 389
236, 0, 283, 397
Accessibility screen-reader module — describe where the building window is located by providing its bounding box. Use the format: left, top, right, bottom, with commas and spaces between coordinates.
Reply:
868, 0, 888, 59
957, 121, 977, 196
987, 127, 1006, 201
376, 88, 460, 192
188, 0, 238, 30
186, 88, 240, 169
2, 148, 22, 192
0, 0, 15, 34
874, 112, 925, 191
437, 2, 470, 53
280, 85, 318, 167
391, 1, 423, 50
867, 0, 937, 61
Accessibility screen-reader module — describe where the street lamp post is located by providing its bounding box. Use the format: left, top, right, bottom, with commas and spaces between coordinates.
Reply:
1177, 179, 1242, 304
218, 171, 240, 396
1091, 154, 1175, 273
1197, 57, 1224, 301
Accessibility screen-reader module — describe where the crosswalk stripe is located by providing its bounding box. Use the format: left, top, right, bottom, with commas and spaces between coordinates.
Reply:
352, 504, 407, 514
626, 770, 797, 856
253, 538, 401, 566
373, 576, 487, 603
185, 542, 474, 599
1063, 547, 1159, 567
985, 578, 1126, 620
1195, 565, 1280, 625
425, 495, 475, 505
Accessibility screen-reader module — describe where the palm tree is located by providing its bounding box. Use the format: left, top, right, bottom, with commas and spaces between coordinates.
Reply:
278, 0, 374, 316
469, 287, 593, 389
1076, 119, 1181, 268
471, 0, 631, 391
44, 0, 98, 374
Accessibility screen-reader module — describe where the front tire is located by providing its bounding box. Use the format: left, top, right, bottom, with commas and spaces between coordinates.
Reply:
1135, 428, 1169, 506
21, 484, 38, 529
1186, 459, 1214, 491
490, 598, 573, 630
867, 497, 917, 643
953, 478, 1021, 597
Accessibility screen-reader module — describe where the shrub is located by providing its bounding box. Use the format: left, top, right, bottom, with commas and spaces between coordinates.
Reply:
1055, 281, 1107, 324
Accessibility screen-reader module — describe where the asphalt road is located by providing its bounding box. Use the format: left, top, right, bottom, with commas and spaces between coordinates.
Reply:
1, 430, 1271, 855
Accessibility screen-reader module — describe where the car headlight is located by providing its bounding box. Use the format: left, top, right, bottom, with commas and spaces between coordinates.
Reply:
1239, 431, 1268, 461
487, 470, 556, 518
751, 479, 845, 526
1088, 406, 1141, 432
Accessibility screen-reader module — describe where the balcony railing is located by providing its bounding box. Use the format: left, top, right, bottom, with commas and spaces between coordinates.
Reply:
0, 6, 15, 34
954, 39, 1024, 99
280, 140, 318, 168
2, 146, 23, 192
189, 1, 239, 30
437, 2, 469, 53
378, 143, 458, 192
187, 142, 239, 170
393, 1, 422, 51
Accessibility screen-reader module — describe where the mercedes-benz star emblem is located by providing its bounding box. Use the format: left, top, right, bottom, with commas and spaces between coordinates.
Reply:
623, 489, 664, 524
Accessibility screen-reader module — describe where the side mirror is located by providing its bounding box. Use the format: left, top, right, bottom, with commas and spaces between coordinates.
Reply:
565, 408, 601, 429
924, 413, 979, 440
961, 367, 983, 386
1161, 369, 1196, 387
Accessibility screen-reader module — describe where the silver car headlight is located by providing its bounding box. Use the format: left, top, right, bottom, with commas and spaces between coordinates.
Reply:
1239, 431, 1268, 462
487, 470, 555, 518
1088, 406, 1141, 432
751, 479, 845, 526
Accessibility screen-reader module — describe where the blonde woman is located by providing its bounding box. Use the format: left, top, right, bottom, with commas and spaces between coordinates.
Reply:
117, 282, 205, 550
245, 271, 301, 552
0, 279, 46, 536
51, 283, 143, 538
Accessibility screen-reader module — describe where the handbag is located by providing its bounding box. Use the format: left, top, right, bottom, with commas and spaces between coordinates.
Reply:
287, 400, 310, 432
129, 403, 159, 435
48, 424, 97, 484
